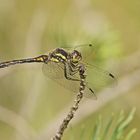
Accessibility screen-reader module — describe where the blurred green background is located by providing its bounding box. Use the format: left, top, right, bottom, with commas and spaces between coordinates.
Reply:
0, 0, 140, 140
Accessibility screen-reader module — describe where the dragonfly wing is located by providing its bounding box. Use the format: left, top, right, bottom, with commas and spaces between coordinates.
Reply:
42, 61, 80, 92
42, 61, 64, 79
42, 61, 97, 99
84, 63, 117, 92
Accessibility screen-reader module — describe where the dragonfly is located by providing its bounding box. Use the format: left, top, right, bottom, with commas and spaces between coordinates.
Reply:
0, 44, 116, 99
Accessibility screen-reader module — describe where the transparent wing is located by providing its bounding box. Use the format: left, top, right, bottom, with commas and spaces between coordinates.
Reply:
84, 62, 117, 92
42, 61, 97, 99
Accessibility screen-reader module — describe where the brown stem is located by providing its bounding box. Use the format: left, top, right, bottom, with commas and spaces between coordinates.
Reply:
52, 66, 86, 140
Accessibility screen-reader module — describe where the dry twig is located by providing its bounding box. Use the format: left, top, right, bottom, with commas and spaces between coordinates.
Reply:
52, 65, 86, 140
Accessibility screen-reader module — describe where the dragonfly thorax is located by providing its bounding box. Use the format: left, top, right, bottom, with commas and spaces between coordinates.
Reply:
49, 48, 68, 63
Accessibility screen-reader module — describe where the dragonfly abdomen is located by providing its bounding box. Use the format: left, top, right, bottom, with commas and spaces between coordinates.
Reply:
0, 55, 48, 68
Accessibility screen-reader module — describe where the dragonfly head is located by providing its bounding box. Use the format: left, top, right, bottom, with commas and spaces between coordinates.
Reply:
70, 50, 82, 63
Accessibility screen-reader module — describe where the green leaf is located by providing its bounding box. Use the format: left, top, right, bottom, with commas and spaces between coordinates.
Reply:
101, 114, 114, 140
91, 108, 136, 140
125, 128, 137, 140
92, 116, 102, 140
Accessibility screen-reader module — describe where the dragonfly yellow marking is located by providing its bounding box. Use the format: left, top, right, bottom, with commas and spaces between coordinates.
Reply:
50, 57, 59, 62
36, 57, 44, 62
55, 53, 66, 60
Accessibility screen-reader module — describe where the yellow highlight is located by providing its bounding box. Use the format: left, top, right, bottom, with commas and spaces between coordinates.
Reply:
72, 58, 78, 62
51, 57, 59, 62
36, 57, 44, 61
56, 53, 66, 60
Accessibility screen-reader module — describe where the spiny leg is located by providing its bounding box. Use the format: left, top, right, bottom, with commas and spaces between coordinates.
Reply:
64, 63, 80, 81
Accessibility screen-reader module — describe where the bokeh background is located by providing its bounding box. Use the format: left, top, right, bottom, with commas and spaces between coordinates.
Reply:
0, 0, 140, 140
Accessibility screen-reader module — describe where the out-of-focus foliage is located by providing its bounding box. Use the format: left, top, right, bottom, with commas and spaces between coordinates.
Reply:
65, 108, 136, 140
92, 108, 136, 140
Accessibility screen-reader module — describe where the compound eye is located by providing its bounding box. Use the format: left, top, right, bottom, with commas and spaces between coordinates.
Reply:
71, 50, 82, 62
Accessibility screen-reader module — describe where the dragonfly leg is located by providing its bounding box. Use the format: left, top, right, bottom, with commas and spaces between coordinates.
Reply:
64, 64, 80, 81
